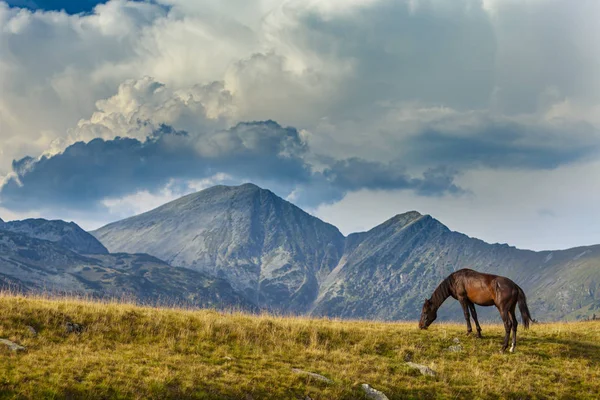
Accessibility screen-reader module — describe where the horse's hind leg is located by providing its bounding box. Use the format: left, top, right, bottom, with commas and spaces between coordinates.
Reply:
500, 309, 512, 353
509, 305, 518, 353
468, 302, 482, 338
459, 299, 473, 335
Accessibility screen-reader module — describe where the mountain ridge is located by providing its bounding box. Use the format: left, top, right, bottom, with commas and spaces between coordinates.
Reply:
0, 218, 108, 255
91, 183, 600, 321
0, 220, 256, 312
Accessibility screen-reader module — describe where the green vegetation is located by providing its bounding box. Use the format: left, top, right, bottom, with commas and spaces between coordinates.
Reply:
1, 292, 599, 399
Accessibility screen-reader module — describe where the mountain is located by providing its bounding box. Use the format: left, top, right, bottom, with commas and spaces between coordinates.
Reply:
0, 226, 254, 311
0, 218, 108, 254
92, 184, 600, 321
311, 212, 600, 320
92, 184, 345, 312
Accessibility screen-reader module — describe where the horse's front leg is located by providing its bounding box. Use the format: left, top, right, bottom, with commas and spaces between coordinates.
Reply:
459, 299, 473, 335
468, 302, 482, 338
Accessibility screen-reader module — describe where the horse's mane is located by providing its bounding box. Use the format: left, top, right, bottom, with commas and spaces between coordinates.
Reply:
430, 274, 452, 310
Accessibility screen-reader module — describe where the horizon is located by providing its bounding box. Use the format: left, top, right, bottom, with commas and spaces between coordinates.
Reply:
1, 0, 600, 251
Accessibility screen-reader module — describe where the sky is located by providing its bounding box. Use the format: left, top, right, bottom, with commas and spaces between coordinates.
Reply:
1, 0, 599, 251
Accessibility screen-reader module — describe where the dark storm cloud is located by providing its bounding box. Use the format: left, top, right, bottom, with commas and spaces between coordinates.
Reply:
0, 121, 463, 211
280, 160, 464, 208
323, 159, 463, 196
0, 121, 311, 210
406, 120, 600, 170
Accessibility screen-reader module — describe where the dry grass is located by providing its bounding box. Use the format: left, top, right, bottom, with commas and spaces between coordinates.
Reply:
1, 292, 599, 399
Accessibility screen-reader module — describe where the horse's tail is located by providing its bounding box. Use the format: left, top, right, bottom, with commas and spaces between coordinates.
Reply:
517, 285, 533, 329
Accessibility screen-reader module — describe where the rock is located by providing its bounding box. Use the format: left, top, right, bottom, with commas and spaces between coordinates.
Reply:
361, 384, 390, 400
406, 362, 437, 377
26, 326, 37, 337
65, 322, 85, 334
0, 339, 26, 352
291, 368, 334, 384
453, 337, 460, 344
448, 345, 463, 352
224, 356, 234, 361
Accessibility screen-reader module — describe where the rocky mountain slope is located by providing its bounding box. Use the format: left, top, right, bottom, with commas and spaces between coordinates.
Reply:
0, 218, 108, 254
93, 184, 345, 312
312, 212, 600, 320
0, 226, 254, 311
92, 184, 600, 321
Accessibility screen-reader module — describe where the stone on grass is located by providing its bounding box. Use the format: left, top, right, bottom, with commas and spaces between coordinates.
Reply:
26, 326, 37, 336
65, 322, 85, 334
361, 383, 390, 400
0, 339, 26, 352
291, 368, 333, 384
405, 361, 437, 377
448, 345, 463, 352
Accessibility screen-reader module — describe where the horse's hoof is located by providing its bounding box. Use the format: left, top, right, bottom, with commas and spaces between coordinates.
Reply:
476, 334, 483, 339
466, 331, 472, 336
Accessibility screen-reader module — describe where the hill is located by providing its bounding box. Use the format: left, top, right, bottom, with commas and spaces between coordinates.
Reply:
0, 293, 599, 399
0, 229, 254, 312
92, 183, 600, 321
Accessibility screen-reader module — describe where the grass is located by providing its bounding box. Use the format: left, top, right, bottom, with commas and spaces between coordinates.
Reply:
1, 292, 599, 399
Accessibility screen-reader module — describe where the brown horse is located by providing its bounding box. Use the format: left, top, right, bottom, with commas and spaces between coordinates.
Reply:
419, 268, 533, 352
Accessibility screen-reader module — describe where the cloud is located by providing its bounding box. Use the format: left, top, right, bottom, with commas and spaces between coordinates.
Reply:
66, 76, 235, 147
2, 0, 600, 248
0, 121, 310, 209
404, 112, 600, 169
0, 119, 463, 212
4, 0, 599, 173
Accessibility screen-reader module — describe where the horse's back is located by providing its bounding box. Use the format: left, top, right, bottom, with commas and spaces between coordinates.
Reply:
453, 268, 500, 306
453, 268, 499, 283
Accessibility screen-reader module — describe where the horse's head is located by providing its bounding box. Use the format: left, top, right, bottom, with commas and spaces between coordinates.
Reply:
419, 299, 437, 329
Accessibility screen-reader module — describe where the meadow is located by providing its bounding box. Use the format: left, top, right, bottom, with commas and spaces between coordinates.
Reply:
1, 292, 599, 399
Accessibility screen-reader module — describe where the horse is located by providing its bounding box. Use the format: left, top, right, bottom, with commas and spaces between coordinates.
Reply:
418, 268, 533, 353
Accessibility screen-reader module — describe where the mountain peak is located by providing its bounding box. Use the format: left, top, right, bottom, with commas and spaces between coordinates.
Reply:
1, 218, 108, 254
92, 182, 345, 311
210, 182, 262, 192
393, 210, 423, 220
383, 211, 424, 228
190, 182, 265, 199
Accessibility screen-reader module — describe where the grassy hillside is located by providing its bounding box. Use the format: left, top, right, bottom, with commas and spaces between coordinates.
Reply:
1, 293, 599, 399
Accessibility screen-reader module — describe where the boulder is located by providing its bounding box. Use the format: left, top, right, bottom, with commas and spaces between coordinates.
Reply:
405, 362, 437, 377
0, 339, 26, 352
65, 322, 85, 334
361, 384, 389, 400
291, 368, 333, 384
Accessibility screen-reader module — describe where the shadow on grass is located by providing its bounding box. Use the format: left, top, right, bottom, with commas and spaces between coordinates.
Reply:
523, 336, 600, 364
0, 385, 455, 400
446, 330, 600, 364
